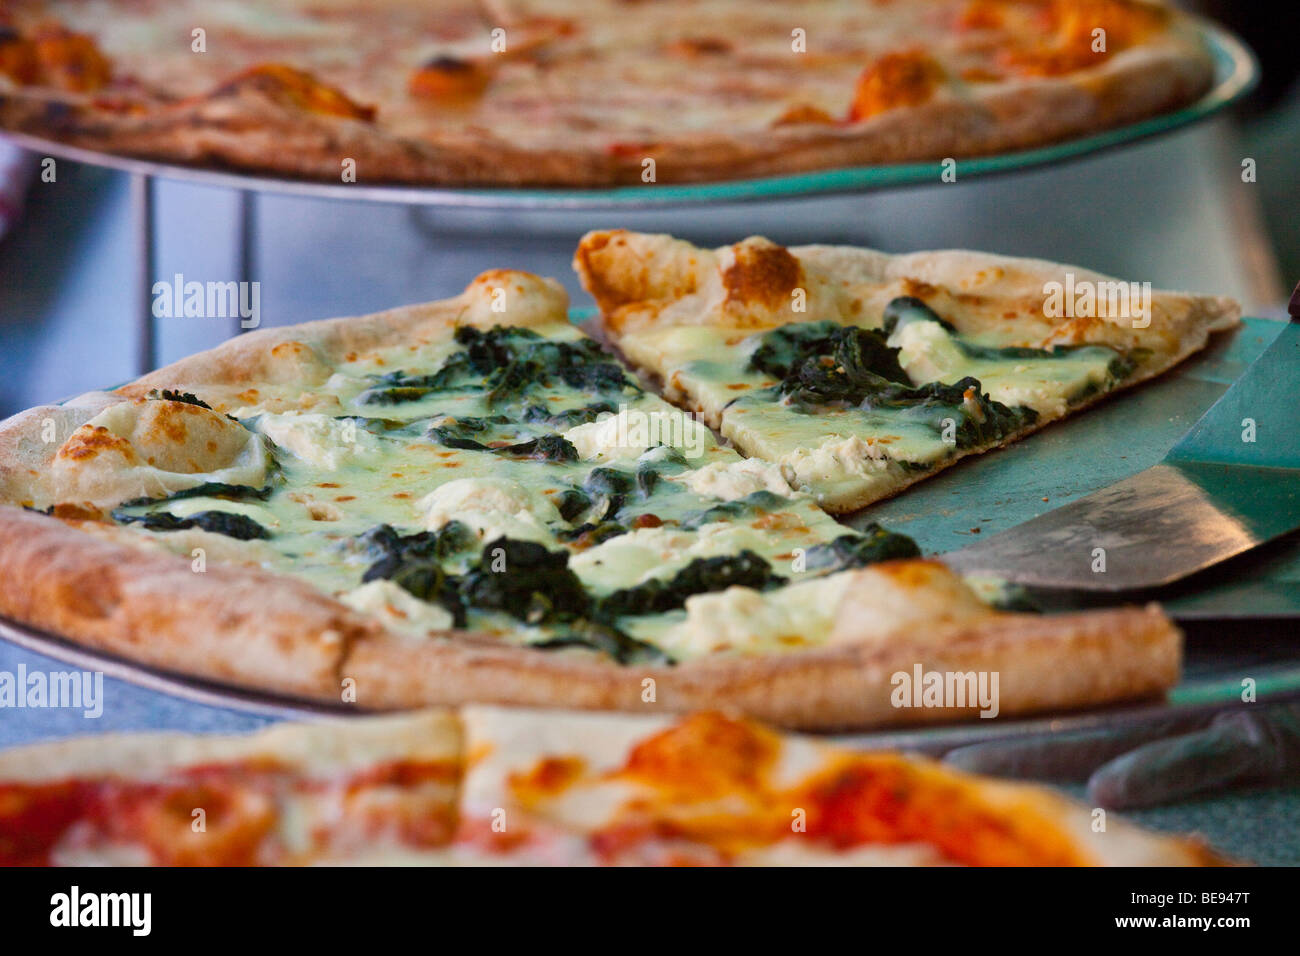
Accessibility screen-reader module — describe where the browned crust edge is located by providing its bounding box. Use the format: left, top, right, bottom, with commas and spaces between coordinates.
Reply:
0, 505, 371, 700
0, 503, 1181, 731
0, 28, 1213, 187
341, 604, 1180, 731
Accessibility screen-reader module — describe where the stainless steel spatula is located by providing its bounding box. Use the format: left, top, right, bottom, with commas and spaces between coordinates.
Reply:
941, 299, 1300, 593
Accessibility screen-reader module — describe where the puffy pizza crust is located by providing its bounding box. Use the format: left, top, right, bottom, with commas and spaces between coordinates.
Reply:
338, 590, 1178, 730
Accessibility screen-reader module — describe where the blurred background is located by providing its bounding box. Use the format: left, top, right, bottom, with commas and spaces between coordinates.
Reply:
0, 0, 1295, 418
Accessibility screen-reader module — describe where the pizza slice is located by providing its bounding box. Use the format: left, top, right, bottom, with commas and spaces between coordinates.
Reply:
0, 706, 1223, 866
0, 711, 461, 866
575, 230, 1240, 512
0, 270, 1180, 728
452, 706, 1221, 866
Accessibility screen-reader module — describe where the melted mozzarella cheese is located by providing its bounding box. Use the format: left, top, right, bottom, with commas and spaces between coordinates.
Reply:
889, 320, 1116, 418
778, 435, 894, 495
339, 579, 454, 635
673, 458, 797, 501
250, 411, 383, 470
569, 521, 778, 593
655, 573, 854, 659
562, 407, 714, 464
417, 477, 563, 545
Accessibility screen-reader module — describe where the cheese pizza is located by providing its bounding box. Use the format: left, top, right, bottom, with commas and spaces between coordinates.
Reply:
0, 0, 1216, 186
0, 268, 1180, 728
0, 706, 1223, 866
575, 230, 1239, 512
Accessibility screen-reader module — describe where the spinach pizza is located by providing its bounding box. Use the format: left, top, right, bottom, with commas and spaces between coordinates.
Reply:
0, 261, 1215, 728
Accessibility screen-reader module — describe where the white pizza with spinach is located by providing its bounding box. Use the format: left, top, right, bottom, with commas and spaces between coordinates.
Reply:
576, 230, 1239, 511
0, 258, 1215, 728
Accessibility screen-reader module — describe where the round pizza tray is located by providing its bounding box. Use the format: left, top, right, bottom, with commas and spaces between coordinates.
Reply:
0, 20, 1256, 211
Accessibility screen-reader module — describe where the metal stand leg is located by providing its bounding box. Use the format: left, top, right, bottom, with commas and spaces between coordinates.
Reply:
235, 189, 256, 338
130, 173, 155, 375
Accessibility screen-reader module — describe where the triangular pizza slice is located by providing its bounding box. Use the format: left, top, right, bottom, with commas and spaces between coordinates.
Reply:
575, 230, 1239, 512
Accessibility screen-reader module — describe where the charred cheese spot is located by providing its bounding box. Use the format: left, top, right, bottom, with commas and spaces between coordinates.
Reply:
0, 26, 38, 85
56, 425, 136, 465
508, 755, 588, 802
408, 56, 491, 101
665, 37, 733, 58
0, 25, 111, 92
848, 50, 945, 122
619, 712, 780, 799
721, 239, 802, 311
50, 400, 268, 508
213, 64, 375, 121
998, 0, 1165, 77
771, 103, 837, 127
48, 502, 105, 522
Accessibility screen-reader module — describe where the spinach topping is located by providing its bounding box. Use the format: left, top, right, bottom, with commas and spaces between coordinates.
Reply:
555, 488, 595, 523
678, 490, 791, 530
425, 414, 513, 450
802, 525, 922, 574
521, 399, 619, 430
457, 537, 669, 665
747, 310, 1038, 448
530, 619, 667, 665
459, 538, 592, 624
113, 510, 270, 540
358, 522, 478, 626
597, 551, 785, 618
357, 325, 638, 407
869, 377, 1037, 448
880, 296, 956, 335
749, 320, 910, 385
555, 521, 628, 547
145, 388, 212, 409
425, 414, 579, 462
356, 529, 666, 664
580, 466, 634, 522
116, 479, 277, 511
883, 295, 1137, 390
492, 435, 579, 463
635, 462, 660, 497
